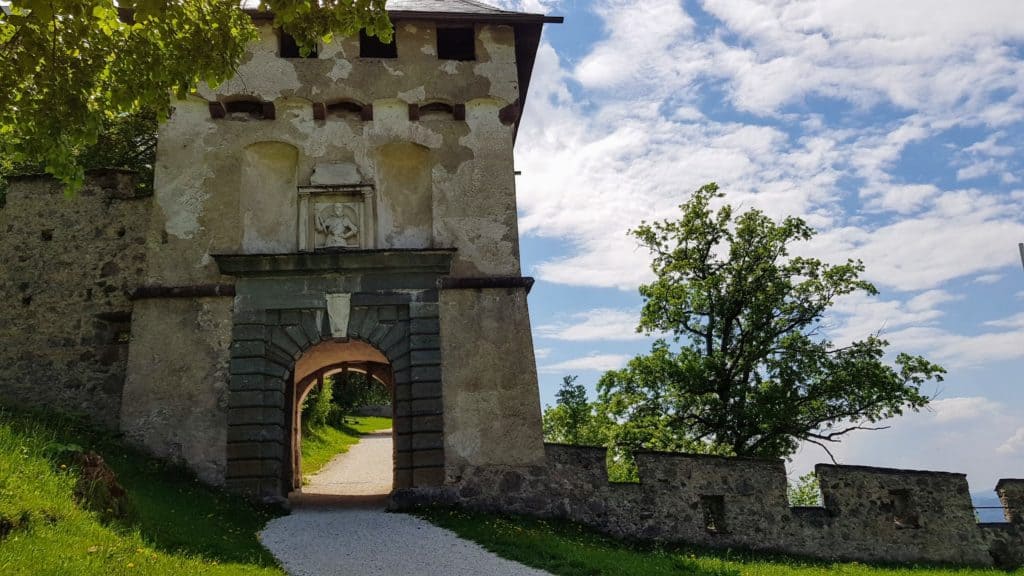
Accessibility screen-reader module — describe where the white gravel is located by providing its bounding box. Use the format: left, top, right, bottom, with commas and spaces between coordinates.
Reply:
260, 508, 553, 576
259, 428, 552, 576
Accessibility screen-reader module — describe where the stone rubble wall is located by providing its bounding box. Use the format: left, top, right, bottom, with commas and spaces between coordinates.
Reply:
0, 172, 152, 427
404, 444, 1024, 568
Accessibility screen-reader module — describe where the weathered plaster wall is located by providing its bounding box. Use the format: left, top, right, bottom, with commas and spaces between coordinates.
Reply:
396, 444, 1024, 568
439, 287, 545, 471
240, 141, 299, 254
147, 19, 521, 288
0, 173, 151, 427
119, 297, 233, 485
375, 142, 433, 248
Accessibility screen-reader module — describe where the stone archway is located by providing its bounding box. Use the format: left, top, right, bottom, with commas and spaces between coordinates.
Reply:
289, 340, 394, 491
216, 250, 453, 502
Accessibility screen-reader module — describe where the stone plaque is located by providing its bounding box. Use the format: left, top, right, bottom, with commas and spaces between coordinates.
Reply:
298, 185, 375, 251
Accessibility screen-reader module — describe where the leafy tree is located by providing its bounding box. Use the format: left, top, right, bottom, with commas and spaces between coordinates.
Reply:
542, 376, 598, 445
302, 377, 334, 430
541, 375, 639, 482
0, 109, 158, 204
788, 471, 822, 506
0, 1, 390, 190
330, 371, 390, 415
598, 183, 945, 461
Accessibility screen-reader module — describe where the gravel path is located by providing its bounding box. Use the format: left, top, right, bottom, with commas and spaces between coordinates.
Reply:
302, 429, 394, 497
260, 429, 552, 576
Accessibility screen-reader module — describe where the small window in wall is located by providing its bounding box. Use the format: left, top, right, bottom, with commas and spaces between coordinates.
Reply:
222, 99, 273, 121
437, 27, 475, 61
360, 30, 397, 58
327, 101, 365, 120
700, 495, 727, 534
279, 30, 317, 58
419, 102, 455, 120
890, 490, 921, 529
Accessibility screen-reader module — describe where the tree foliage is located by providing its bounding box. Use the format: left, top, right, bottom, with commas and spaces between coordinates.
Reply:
542, 376, 603, 446
787, 471, 822, 507
302, 377, 334, 430
541, 376, 638, 482
330, 371, 390, 414
0, 109, 158, 204
596, 183, 945, 461
0, 1, 389, 190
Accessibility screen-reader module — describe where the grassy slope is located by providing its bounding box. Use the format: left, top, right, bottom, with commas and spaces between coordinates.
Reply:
300, 416, 392, 479
418, 508, 1024, 576
0, 409, 284, 576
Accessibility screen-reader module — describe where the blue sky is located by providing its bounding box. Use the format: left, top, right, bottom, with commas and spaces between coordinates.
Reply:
500, 0, 1024, 494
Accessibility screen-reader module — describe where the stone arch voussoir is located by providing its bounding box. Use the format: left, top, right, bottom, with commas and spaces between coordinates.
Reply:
226, 297, 444, 501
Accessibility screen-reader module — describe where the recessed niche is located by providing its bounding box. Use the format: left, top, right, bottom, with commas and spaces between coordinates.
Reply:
700, 495, 727, 534
890, 490, 921, 529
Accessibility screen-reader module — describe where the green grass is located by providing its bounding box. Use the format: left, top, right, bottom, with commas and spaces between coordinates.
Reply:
300, 416, 392, 480
0, 408, 284, 575
417, 508, 1024, 576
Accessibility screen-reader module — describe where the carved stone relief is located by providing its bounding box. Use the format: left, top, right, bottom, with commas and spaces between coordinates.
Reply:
298, 185, 375, 251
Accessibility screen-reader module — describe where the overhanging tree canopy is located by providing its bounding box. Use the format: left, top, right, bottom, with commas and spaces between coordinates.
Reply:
0, 1, 390, 189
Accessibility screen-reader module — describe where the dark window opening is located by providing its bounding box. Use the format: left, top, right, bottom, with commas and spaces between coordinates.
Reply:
224, 100, 266, 120
437, 27, 475, 61
280, 30, 317, 58
890, 490, 921, 529
419, 102, 455, 120
360, 30, 397, 58
327, 101, 364, 120
700, 495, 727, 534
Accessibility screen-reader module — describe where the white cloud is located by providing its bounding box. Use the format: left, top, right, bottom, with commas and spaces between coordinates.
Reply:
698, 0, 1024, 119
974, 273, 1004, 285
810, 190, 1024, 292
536, 308, 645, 341
905, 289, 961, 312
517, 9, 1024, 293
826, 291, 949, 345
534, 347, 553, 360
826, 291, 1024, 367
957, 159, 1003, 181
998, 427, 1024, 455
965, 133, 1015, 158
985, 312, 1024, 330
883, 325, 1024, 368
539, 353, 630, 373
928, 397, 1002, 423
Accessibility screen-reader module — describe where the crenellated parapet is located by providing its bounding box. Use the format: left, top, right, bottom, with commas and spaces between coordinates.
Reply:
428, 443, 1024, 568
998, 479, 1024, 524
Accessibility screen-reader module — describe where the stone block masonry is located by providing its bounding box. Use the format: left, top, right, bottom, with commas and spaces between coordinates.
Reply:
0, 172, 151, 427
397, 444, 1024, 568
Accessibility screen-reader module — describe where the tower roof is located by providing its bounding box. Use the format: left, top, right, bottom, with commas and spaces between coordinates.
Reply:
386, 0, 562, 23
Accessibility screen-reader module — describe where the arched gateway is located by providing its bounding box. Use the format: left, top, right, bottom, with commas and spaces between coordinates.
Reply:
216, 250, 452, 499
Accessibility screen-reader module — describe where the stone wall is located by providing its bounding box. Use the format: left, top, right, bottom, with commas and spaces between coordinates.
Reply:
440, 284, 545, 470
0, 172, 151, 427
398, 444, 1024, 568
120, 296, 234, 485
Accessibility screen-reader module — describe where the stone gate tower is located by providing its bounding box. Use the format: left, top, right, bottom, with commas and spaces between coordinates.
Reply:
2, 0, 560, 502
